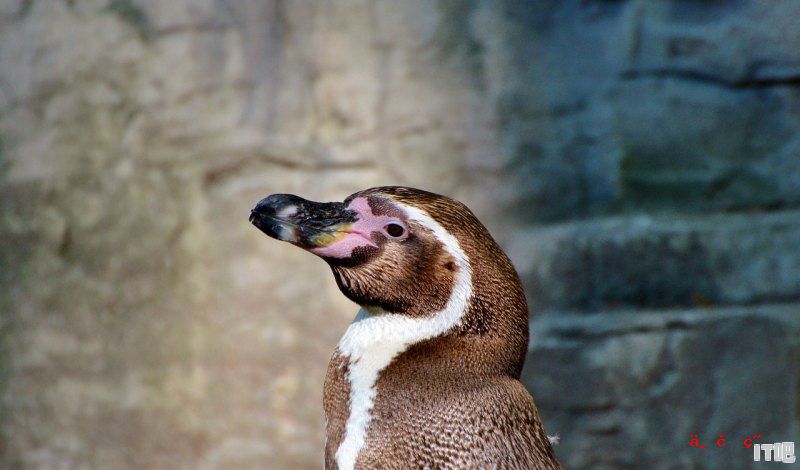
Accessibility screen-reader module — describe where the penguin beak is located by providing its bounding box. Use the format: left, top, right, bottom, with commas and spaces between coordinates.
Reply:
250, 194, 361, 251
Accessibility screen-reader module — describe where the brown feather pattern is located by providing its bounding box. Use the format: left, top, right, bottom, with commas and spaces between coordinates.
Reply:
321, 187, 560, 469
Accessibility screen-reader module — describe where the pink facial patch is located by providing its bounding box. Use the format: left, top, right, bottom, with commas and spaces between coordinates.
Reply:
310, 197, 402, 258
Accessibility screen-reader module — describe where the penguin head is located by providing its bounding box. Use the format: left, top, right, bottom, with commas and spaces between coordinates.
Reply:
252, 185, 530, 375
250, 186, 481, 317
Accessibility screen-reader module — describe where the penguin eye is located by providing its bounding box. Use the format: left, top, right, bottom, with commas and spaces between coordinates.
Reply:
385, 223, 405, 238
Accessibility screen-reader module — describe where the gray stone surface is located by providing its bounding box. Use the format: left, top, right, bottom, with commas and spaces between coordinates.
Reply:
611, 79, 800, 212
0, 1, 505, 468
470, 0, 800, 220
1, 1, 799, 469
526, 306, 800, 469
508, 210, 800, 312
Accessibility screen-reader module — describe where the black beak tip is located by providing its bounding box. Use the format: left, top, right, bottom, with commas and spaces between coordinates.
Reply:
250, 196, 294, 240
249, 211, 282, 239
254, 194, 303, 214
250, 193, 303, 231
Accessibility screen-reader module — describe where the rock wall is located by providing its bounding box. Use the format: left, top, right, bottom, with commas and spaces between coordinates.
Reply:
488, 1, 800, 468
1, 1, 797, 469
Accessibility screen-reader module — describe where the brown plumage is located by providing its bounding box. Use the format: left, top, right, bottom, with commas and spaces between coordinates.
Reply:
251, 186, 561, 469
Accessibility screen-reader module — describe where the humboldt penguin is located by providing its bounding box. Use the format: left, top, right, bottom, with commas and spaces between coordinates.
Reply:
250, 186, 560, 469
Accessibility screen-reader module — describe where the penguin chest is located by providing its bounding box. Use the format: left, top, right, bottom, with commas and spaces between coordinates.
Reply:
323, 343, 404, 470
323, 346, 561, 470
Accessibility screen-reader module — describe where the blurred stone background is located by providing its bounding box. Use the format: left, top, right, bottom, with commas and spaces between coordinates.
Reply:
0, 1, 797, 468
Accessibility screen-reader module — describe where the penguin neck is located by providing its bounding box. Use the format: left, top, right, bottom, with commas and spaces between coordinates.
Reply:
337, 303, 467, 366
340, 262, 530, 379
334, 300, 471, 470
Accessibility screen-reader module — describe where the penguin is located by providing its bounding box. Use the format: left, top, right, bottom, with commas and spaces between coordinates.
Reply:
250, 186, 561, 470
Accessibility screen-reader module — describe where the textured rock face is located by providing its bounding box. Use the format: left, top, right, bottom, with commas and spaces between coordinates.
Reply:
526, 307, 800, 469
507, 211, 800, 312
0, 1, 501, 468
1, 1, 798, 469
